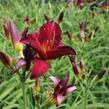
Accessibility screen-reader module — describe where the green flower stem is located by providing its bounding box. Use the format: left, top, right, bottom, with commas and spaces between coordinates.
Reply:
21, 71, 27, 109
22, 79, 27, 109
84, 87, 87, 109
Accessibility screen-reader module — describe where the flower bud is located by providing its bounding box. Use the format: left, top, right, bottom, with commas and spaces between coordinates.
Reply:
96, 69, 106, 80
24, 16, 30, 24
66, 31, 75, 41
0, 51, 13, 68
79, 22, 86, 44
44, 14, 51, 22
4, 20, 23, 52
80, 60, 85, 70
57, 11, 64, 23
72, 62, 81, 76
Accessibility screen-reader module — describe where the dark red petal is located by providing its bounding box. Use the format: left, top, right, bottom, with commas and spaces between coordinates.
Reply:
20, 32, 39, 45
31, 59, 50, 80
54, 74, 69, 95
59, 73, 69, 87
13, 58, 26, 73
39, 21, 62, 49
46, 46, 76, 60
21, 33, 47, 59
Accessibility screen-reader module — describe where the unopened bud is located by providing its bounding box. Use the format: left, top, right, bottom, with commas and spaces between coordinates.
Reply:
96, 69, 106, 80
80, 60, 85, 70
4, 24, 11, 39
24, 16, 30, 24
72, 62, 81, 76
58, 11, 64, 23
87, 32, 92, 42
76, 0, 84, 8
66, 31, 75, 41
79, 21, 86, 44
22, 27, 28, 37
44, 14, 51, 22
0, 51, 13, 68
4, 20, 23, 52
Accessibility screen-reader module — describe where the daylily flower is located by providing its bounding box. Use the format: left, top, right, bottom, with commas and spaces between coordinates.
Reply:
4, 20, 23, 52
21, 21, 76, 80
49, 74, 77, 106
0, 51, 13, 68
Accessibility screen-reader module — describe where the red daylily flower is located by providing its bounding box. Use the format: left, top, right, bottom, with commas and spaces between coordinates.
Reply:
21, 21, 76, 80
49, 74, 77, 106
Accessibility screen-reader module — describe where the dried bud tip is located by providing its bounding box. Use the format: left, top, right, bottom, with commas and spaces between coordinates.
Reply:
87, 32, 92, 41
58, 11, 64, 23
66, 31, 73, 40
79, 21, 86, 30
96, 69, 106, 80
22, 27, 28, 37
44, 14, 51, 22
24, 16, 30, 24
